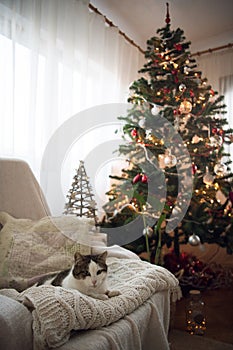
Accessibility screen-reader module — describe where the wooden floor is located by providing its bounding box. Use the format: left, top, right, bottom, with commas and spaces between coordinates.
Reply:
171, 287, 233, 344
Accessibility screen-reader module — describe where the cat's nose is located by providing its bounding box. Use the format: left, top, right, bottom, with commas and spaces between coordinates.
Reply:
92, 280, 97, 286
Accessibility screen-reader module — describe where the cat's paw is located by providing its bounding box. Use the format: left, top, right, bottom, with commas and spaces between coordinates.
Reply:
106, 290, 121, 298
96, 293, 109, 300
87, 292, 109, 300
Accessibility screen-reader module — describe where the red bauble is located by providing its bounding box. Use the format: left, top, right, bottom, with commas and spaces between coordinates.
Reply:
218, 129, 224, 136
132, 173, 142, 184
141, 174, 148, 183
192, 163, 197, 175
189, 90, 195, 98
131, 129, 137, 138
174, 43, 182, 51
212, 127, 218, 134
173, 109, 180, 115
163, 87, 170, 94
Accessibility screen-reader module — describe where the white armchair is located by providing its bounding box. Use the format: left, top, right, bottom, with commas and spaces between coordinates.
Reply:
0, 158, 181, 350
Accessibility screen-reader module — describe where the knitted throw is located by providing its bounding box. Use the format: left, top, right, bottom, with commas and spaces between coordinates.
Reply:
15, 257, 181, 349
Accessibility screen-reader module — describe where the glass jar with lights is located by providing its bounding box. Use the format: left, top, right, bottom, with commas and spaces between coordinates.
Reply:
186, 290, 206, 335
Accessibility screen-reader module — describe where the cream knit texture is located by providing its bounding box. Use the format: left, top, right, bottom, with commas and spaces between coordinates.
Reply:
14, 257, 181, 349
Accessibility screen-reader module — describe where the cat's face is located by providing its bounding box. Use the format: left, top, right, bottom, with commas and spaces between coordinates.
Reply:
72, 251, 108, 288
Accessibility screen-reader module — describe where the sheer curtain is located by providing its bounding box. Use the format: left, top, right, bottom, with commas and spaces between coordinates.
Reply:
0, 0, 143, 214
196, 49, 233, 168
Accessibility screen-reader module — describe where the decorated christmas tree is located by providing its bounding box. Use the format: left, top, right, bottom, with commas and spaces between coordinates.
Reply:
64, 160, 98, 224
101, 4, 233, 265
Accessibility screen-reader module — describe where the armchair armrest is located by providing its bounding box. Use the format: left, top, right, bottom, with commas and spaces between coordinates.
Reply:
0, 295, 33, 350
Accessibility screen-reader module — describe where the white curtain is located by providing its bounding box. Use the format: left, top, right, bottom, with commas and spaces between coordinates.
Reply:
0, 0, 144, 214
195, 49, 233, 168
195, 48, 233, 121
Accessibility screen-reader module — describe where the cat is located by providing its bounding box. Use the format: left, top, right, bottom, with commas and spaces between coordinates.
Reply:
36, 251, 120, 300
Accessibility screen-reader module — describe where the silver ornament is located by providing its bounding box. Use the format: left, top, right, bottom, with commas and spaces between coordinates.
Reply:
179, 83, 186, 92
138, 118, 146, 128
209, 135, 222, 147
143, 226, 154, 238
164, 150, 177, 167
172, 206, 182, 216
151, 105, 159, 115
203, 173, 215, 185
203, 167, 215, 185
214, 162, 227, 176
164, 154, 177, 167
188, 233, 201, 246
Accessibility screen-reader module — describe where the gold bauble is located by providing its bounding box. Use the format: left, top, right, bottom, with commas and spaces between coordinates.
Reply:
179, 100, 192, 114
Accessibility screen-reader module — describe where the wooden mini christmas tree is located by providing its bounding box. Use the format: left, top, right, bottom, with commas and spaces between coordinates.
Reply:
64, 160, 98, 224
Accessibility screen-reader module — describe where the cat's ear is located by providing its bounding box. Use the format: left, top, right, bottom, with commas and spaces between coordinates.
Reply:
74, 252, 83, 262
99, 251, 108, 260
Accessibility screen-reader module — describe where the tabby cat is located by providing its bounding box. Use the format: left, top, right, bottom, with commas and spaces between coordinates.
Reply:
37, 251, 120, 300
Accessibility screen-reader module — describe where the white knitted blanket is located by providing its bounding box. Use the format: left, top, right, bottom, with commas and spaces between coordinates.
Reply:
6, 257, 181, 349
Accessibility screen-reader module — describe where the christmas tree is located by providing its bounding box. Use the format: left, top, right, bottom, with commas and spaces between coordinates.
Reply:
64, 160, 98, 224
101, 4, 233, 263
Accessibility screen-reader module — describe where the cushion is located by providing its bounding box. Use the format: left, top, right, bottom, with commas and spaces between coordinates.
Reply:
0, 212, 104, 291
